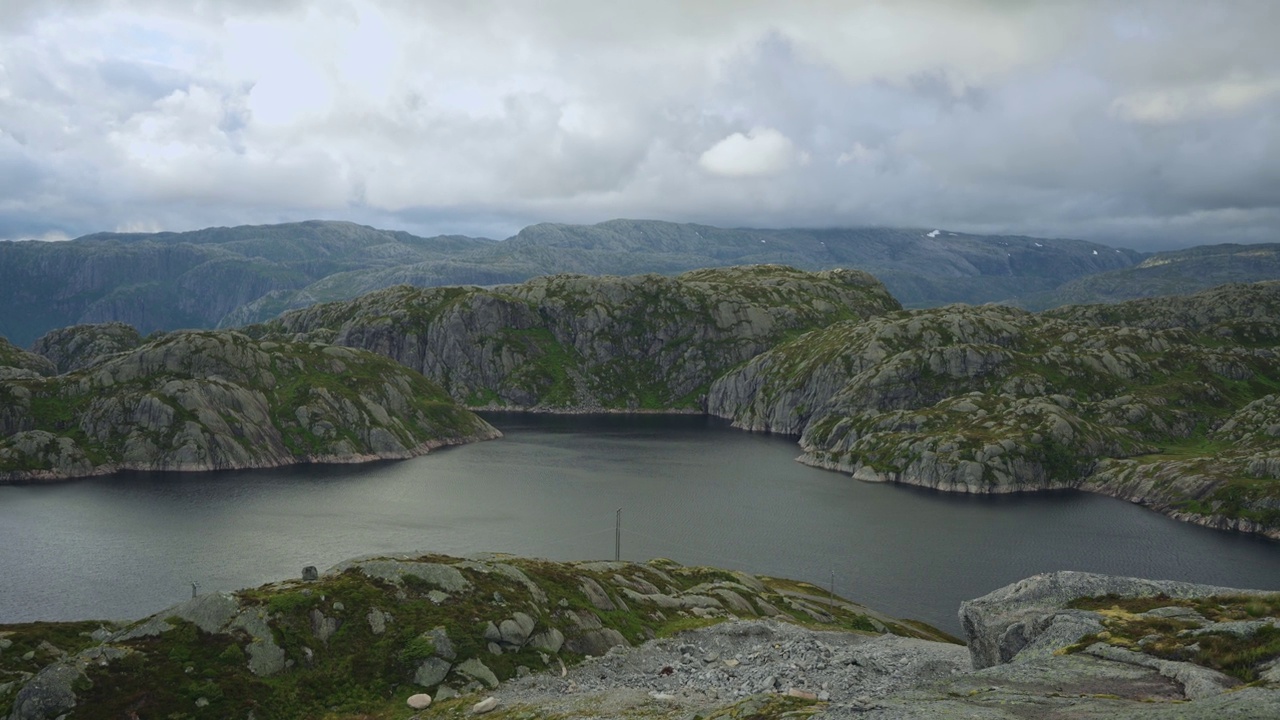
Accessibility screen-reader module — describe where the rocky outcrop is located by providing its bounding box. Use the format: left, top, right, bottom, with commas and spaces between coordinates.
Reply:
258, 265, 901, 410
0, 330, 499, 482
0, 553, 941, 720
29, 323, 143, 374
0, 338, 55, 380
5, 561, 1277, 720
708, 283, 1280, 535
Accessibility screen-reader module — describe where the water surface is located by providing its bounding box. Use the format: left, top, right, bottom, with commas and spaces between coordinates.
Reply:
3, 413, 1278, 634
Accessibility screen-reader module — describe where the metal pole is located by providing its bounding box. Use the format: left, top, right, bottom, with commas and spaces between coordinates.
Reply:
615, 508, 622, 561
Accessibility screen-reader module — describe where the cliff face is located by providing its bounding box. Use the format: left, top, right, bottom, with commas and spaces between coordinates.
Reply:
0, 330, 498, 482
259, 265, 901, 410
708, 283, 1280, 535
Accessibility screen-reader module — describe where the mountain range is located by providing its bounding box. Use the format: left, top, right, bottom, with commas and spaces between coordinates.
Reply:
2, 218, 1231, 346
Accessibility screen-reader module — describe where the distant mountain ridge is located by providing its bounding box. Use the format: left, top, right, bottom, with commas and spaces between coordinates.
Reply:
2, 219, 1158, 346
1019, 243, 1280, 309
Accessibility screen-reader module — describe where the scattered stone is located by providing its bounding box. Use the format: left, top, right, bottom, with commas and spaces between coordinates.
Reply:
471, 696, 499, 714
195, 697, 209, 708
302, 566, 318, 581
406, 693, 432, 710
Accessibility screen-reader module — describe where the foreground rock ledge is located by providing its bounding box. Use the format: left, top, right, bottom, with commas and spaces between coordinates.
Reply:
2, 561, 1277, 720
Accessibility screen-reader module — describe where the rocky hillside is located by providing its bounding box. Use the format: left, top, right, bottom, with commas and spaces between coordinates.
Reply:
708, 282, 1280, 537
0, 338, 54, 380
0, 329, 498, 482
1022, 243, 1280, 310
3, 558, 1276, 720
29, 323, 143, 374
255, 265, 900, 410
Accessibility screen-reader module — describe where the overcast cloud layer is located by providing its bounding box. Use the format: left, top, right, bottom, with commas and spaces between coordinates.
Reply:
1, 1, 1277, 248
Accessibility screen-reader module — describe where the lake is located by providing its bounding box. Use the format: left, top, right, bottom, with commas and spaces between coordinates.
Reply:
2, 412, 1278, 634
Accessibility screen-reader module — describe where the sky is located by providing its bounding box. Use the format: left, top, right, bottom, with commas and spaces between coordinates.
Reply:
1, 1, 1277, 249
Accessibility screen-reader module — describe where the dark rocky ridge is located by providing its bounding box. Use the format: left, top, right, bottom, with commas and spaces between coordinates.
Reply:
0, 328, 498, 482
256, 265, 901, 410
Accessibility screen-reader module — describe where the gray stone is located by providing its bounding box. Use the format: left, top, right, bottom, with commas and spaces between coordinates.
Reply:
366, 607, 388, 635
427, 626, 456, 660
414, 657, 451, 688
579, 578, 616, 611
959, 571, 1274, 669
499, 612, 536, 646
564, 628, 629, 656
5, 662, 85, 720
471, 696, 499, 714
309, 609, 339, 643
1083, 642, 1239, 700
407, 693, 432, 710
529, 628, 565, 654
434, 685, 458, 702
302, 566, 319, 581
457, 658, 500, 689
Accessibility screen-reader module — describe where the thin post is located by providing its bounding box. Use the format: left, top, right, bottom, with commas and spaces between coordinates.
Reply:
830, 570, 835, 601
615, 508, 622, 561
191, 581, 199, 599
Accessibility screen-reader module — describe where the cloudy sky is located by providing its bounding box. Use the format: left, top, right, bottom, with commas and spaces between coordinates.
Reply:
1, 1, 1277, 248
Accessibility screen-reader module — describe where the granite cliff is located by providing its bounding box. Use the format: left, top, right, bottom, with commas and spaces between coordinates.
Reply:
2, 557, 1276, 719
708, 282, 1280, 537
256, 265, 901, 410
0, 329, 498, 482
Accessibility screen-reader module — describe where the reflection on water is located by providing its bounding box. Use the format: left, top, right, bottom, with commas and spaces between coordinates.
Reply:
2, 412, 1278, 633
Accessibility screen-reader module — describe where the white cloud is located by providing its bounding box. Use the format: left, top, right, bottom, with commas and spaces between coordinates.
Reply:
1111, 79, 1280, 124
0, 1, 1278, 248
698, 128, 801, 178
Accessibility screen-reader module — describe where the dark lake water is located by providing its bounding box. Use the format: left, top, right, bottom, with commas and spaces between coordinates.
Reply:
2, 413, 1279, 634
